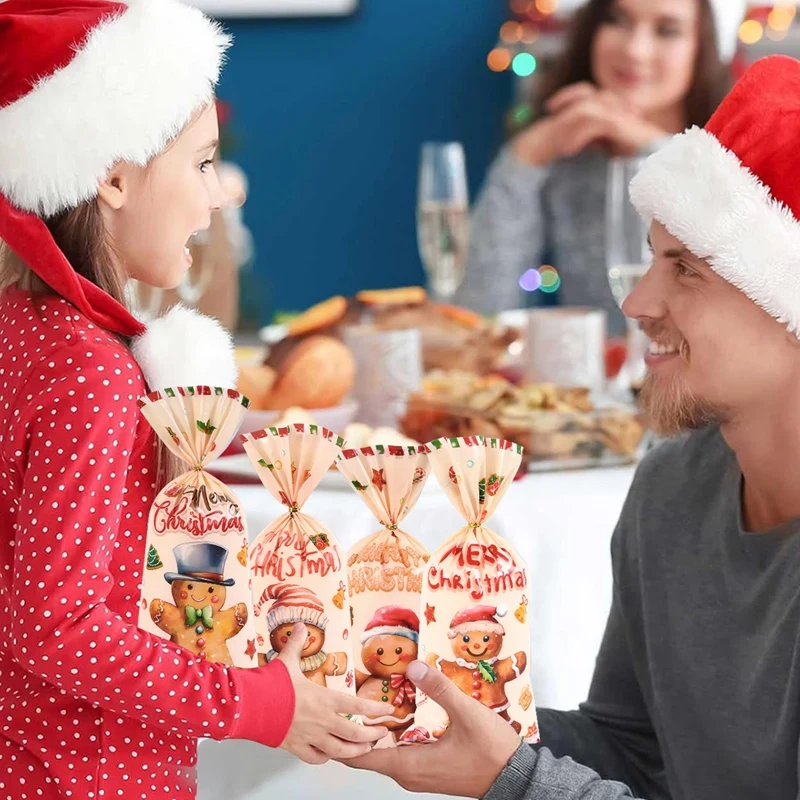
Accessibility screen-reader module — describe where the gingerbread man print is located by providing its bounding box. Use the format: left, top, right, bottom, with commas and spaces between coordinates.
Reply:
355, 606, 419, 740
257, 583, 348, 687
149, 542, 248, 665
426, 604, 526, 733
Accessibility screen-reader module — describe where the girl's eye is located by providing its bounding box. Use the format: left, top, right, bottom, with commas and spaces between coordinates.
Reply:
676, 262, 696, 278
199, 159, 214, 173
657, 22, 683, 38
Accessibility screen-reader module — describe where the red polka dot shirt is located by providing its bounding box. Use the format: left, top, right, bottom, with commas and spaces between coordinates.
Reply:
0, 289, 294, 800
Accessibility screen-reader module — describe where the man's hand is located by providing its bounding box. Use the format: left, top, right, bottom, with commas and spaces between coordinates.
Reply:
340, 660, 523, 797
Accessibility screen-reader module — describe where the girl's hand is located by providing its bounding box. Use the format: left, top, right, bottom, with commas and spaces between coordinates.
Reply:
277, 623, 389, 764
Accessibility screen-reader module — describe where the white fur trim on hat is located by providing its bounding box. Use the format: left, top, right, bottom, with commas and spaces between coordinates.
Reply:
0, 0, 231, 217
266, 604, 327, 634
131, 304, 238, 391
360, 625, 419, 645
629, 126, 800, 337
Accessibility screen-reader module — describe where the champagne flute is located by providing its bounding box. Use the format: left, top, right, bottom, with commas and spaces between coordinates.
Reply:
416, 143, 470, 301
177, 228, 214, 308
606, 157, 651, 396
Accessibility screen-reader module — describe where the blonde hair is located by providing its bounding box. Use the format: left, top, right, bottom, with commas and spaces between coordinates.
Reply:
0, 200, 182, 488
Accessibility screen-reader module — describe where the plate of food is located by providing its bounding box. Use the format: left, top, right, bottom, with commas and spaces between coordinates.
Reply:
258, 287, 521, 376
400, 370, 647, 472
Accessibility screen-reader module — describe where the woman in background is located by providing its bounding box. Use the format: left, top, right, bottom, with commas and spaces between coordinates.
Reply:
457, 0, 746, 334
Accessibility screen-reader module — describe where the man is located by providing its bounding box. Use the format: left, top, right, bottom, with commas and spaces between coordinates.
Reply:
345, 54, 800, 799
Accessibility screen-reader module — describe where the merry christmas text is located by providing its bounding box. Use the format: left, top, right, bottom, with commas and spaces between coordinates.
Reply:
250, 529, 342, 581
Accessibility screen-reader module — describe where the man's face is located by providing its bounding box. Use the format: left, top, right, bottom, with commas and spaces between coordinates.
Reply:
623, 222, 796, 435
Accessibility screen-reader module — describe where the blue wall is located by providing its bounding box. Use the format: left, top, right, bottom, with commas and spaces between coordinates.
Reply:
218, 1, 512, 327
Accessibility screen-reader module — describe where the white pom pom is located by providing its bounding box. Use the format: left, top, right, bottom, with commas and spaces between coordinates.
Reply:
495, 604, 508, 618
131, 304, 238, 391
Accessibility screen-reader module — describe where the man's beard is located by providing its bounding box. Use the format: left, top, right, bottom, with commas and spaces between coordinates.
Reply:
637, 330, 728, 436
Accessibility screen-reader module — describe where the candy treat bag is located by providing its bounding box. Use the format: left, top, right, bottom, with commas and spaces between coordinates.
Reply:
243, 425, 355, 694
337, 444, 432, 744
137, 386, 258, 668
412, 436, 539, 745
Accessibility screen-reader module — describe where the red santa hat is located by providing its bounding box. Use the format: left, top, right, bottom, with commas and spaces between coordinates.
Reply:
447, 604, 507, 639
265, 583, 328, 633
360, 606, 419, 645
0, 0, 237, 387
630, 56, 800, 337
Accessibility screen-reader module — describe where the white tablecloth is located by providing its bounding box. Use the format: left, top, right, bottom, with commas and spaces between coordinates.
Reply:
197, 466, 636, 800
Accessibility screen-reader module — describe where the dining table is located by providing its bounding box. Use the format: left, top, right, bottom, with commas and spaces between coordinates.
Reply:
197, 462, 637, 800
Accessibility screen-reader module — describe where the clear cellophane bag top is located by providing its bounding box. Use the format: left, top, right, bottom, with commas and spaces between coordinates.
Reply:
411, 436, 539, 745
242, 424, 355, 694
137, 386, 258, 668
337, 443, 431, 745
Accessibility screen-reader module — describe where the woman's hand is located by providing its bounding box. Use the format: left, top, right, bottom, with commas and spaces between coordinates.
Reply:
341, 660, 523, 797
512, 82, 668, 165
277, 623, 389, 764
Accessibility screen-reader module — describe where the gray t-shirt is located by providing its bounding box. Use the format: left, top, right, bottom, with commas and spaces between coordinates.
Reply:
486, 426, 800, 799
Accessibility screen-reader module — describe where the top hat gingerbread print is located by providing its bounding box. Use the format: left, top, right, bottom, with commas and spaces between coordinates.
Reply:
164, 542, 235, 586
149, 542, 249, 665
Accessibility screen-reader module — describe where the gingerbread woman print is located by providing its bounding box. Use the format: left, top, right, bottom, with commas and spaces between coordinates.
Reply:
426, 604, 526, 734
257, 583, 348, 687
149, 542, 248, 665
355, 606, 419, 740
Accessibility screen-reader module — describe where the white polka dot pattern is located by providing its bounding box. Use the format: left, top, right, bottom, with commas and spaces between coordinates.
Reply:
0, 289, 294, 799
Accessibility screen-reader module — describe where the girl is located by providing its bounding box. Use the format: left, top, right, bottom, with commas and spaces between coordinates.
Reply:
0, 1, 386, 798
456, 0, 746, 334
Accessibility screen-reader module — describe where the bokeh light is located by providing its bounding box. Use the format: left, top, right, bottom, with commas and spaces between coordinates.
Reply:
768, 4, 795, 32
519, 265, 562, 293
535, 0, 558, 14
519, 269, 543, 292
487, 48, 512, 72
739, 19, 764, 45
539, 265, 561, 293
512, 53, 537, 77
510, 0, 529, 13
511, 103, 534, 126
500, 21, 523, 43
520, 23, 540, 44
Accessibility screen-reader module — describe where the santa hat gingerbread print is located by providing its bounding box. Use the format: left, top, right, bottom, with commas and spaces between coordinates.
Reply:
0, 0, 237, 388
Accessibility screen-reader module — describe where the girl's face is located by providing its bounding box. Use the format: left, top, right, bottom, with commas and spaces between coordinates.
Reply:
591, 0, 701, 117
98, 103, 225, 290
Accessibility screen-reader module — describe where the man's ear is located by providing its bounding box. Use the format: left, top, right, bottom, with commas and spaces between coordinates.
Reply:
96, 162, 132, 211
